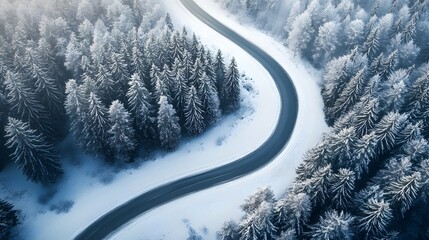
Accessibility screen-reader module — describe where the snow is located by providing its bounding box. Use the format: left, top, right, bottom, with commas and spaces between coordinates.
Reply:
0, 0, 326, 239
107, 0, 328, 239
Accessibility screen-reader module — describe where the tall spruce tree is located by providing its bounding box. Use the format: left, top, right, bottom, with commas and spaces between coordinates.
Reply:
184, 86, 205, 135
5, 117, 63, 183
158, 95, 181, 150
107, 100, 136, 162
221, 58, 240, 113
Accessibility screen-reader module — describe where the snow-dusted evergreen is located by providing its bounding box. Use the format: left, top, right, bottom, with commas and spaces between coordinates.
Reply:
158, 95, 181, 150
5, 117, 62, 183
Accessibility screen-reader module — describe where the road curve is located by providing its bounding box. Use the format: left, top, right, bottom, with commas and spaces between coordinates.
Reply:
74, 1, 298, 239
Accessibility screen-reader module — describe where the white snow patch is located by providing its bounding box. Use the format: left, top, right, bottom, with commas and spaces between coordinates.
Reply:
109, 0, 328, 239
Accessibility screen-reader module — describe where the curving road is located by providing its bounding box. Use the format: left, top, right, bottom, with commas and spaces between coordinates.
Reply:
74, 0, 298, 239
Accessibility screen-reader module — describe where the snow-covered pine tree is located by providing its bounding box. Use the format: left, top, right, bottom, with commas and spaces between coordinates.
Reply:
22, 47, 64, 112
330, 168, 356, 210
273, 193, 311, 236
385, 171, 421, 216
305, 164, 333, 206
374, 112, 408, 153
4, 71, 48, 131
82, 92, 109, 156
310, 210, 355, 240
189, 57, 205, 87
110, 49, 130, 100
313, 21, 340, 65
287, 11, 314, 56
330, 68, 368, 122
181, 50, 193, 81
217, 220, 239, 240
354, 97, 380, 137
171, 64, 188, 123
328, 127, 357, 170
127, 73, 156, 142
107, 100, 136, 162
65, 79, 86, 145
94, 62, 115, 103
169, 31, 183, 62
362, 27, 380, 59
254, 201, 277, 240
183, 86, 205, 135
241, 187, 275, 215
157, 95, 181, 150
221, 58, 240, 113
352, 132, 378, 179
5, 117, 63, 183
238, 212, 260, 240
358, 197, 393, 238
214, 49, 226, 95
197, 72, 221, 125
64, 33, 82, 79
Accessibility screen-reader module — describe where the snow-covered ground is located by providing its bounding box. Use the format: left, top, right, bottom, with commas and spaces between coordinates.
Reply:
108, 0, 328, 239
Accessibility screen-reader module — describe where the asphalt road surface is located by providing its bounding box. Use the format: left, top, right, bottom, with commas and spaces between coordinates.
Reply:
74, 1, 298, 239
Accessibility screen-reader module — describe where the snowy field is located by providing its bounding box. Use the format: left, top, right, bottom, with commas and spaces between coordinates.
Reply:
108, 0, 328, 239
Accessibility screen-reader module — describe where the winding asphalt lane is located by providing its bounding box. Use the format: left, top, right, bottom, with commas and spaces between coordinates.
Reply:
74, 1, 298, 239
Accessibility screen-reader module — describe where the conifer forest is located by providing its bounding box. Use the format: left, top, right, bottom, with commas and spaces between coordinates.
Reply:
218, 0, 429, 239
1, 0, 429, 239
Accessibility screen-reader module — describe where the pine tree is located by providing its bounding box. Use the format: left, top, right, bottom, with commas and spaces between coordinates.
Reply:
385, 171, 421, 216
362, 27, 380, 59
23, 47, 63, 112
4, 71, 47, 131
254, 202, 277, 240
287, 11, 314, 56
310, 210, 355, 240
381, 69, 409, 111
184, 86, 205, 135
189, 57, 205, 87
274, 193, 311, 236
241, 187, 275, 214
214, 50, 226, 94
217, 221, 239, 240
239, 212, 260, 240
305, 164, 333, 206
331, 68, 367, 121
221, 58, 240, 113
353, 132, 378, 179
94, 62, 115, 102
354, 98, 380, 137
83, 92, 109, 156
5, 117, 63, 183
108, 100, 136, 162
374, 112, 408, 153
358, 197, 393, 238
313, 21, 340, 65
158, 95, 181, 150
330, 169, 356, 210
0, 200, 19, 240
65, 79, 86, 146
127, 73, 156, 141
197, 72, 221, 125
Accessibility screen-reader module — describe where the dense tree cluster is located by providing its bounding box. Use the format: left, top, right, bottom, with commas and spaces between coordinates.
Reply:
0, 0, 241, 181
220, 0, 429, 239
